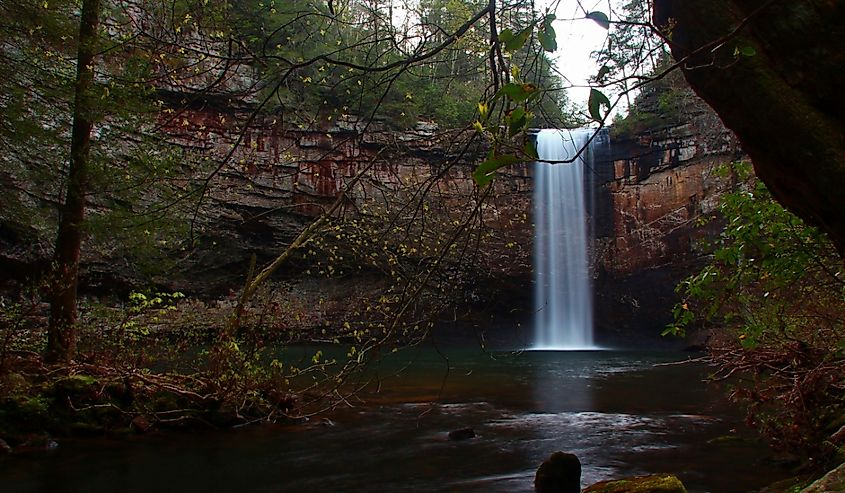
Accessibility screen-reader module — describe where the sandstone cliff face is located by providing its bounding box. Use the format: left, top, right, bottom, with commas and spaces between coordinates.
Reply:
598, 124, 737, 275
176, 97, 739, 342
587, 85, 741, 343
153, 109, 533, 298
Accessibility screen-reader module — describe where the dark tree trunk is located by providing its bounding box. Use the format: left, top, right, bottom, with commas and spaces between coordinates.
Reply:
46, 0, 101, 363
653, 0, 845, 256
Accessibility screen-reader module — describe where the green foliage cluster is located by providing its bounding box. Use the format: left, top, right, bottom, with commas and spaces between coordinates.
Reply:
229, 0, 570, 130
608, 57, 695, 139
668, 162, 845, 462
591, 0, 665, 86
0, 287, 319, 436
0, 289, 48, 371
290, 173, 526, 346
0, 0, 219, 285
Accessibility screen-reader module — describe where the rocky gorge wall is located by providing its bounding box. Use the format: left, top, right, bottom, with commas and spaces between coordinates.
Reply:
148, 94, 742, 345
156, 108, 534, 297
0, 86, 740, 346
587, 89, 741, 345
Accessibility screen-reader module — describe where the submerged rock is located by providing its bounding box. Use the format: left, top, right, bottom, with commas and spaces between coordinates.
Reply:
447, 428, 476, 441
583, 474, 686, 493
131, 415, 153, 434
14, 433, 59, 453
534, 451, 581, 493
0, 438, 11, 454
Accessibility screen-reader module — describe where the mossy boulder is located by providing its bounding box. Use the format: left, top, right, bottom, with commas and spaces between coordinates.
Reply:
583, 474, 687, 493
800, 462, 845, 493
51, 375, 99, 406
0, 394, 52, 432
1, 372, 29, 394
534, 451, 581, 493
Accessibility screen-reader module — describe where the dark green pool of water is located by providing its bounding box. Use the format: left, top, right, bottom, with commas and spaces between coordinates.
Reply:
0, 348, 787, 492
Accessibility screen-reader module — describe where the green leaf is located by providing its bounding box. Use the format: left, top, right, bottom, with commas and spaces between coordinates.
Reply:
661, 325, 685, 337
523, 139, 539, 160
538, 26, 557, 52
495, 83, 538, 102
739, 45, 757, 57
473, 154, 522, 187
586, 11, 610, 29
498, 29, 516, 47
588, 88, 611, 122
507, 107, 528, 137
538, 15, 557, 52
596, 64, 611, 82
499, 25, 533, 52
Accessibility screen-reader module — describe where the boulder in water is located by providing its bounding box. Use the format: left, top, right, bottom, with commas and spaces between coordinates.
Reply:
583, 474, 686, 493
447, 428, 476, 441
534, 451, 581, 493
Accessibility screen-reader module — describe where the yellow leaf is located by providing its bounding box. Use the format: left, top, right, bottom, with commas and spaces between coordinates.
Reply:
477, 102, 488, 118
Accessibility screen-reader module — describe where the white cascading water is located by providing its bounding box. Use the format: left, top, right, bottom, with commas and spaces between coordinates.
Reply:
533, 129, 596, 350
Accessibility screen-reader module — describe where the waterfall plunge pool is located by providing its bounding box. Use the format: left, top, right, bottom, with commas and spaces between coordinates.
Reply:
1, 347, 787, 493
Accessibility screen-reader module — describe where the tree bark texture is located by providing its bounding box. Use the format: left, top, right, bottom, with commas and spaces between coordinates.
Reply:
46, 0, 101, 363
653, 0, 845, 255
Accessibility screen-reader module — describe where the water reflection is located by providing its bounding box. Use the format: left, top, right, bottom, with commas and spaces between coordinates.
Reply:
0, 349, 786, 493
529, 351, 595, 413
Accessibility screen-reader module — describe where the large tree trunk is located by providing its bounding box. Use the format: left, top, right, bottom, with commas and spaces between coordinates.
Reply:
653, 0, 845, 256
46, 0, 101, 363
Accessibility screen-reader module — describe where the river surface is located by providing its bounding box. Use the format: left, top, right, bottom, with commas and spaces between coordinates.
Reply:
1, 348, 786, 492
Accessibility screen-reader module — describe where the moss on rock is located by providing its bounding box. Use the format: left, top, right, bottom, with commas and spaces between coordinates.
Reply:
51, 374, 99, 405
583, 474, 687, 493
800, 462, 845, 493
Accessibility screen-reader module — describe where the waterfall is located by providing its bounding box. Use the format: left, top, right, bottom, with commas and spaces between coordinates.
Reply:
532, 129, 596, 350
